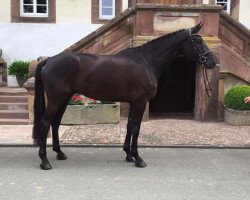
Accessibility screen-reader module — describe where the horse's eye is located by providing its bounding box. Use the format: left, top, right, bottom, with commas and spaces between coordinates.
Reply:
196, 38, 203, 44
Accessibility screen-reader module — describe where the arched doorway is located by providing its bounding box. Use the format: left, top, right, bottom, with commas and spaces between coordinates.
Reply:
149, 57, 196, 118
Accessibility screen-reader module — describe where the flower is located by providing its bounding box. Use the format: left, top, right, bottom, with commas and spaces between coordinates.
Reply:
68, 94, 115, 105
68, 94, 85, 105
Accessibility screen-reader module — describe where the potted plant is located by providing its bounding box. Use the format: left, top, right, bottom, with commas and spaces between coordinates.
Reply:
62, 94, 120, 125
8, 60, 30, 87
224, 85, 250, 126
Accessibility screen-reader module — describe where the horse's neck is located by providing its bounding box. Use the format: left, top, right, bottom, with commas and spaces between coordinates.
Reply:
150, 46, 181, 79
141, 30, 189, 79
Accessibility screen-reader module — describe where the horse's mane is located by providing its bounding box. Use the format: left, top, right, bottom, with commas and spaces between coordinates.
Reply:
136, 29, 185, 50
117, 28, 186, 55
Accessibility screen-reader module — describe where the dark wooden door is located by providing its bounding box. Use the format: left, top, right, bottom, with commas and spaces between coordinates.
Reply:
149, 58, 196, 114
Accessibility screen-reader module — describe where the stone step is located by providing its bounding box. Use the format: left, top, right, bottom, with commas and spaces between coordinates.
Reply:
0, 110, 29, 119
0, 87, 28, 96
0, 96, 28, 103
0, 87, 29, 125
0, 103, 28, 110
0, 118, 30, 125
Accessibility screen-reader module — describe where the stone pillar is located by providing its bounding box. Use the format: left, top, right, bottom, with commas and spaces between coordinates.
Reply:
23, 60, 39, 123
194, 37, 221, 121
23, 59, 51, 138
23, 77, 35, 123
0, 49, 7, 86
218, 71, 228, 120
230, 0, 240, 20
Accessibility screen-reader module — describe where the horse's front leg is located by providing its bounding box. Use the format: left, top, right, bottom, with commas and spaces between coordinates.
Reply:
130, 102, 147, 168
123, 104, 135, 162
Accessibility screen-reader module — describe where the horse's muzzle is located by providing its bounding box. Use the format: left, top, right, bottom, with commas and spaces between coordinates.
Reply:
204, 60, 216, 69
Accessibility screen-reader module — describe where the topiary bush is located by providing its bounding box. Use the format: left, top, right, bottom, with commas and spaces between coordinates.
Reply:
224, 85, 250, 110
8, 60, 30, 79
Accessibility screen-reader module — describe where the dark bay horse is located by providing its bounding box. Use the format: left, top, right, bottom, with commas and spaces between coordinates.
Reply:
33, 22, 216, 170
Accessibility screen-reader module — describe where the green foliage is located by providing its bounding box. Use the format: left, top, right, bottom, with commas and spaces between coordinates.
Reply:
8, 60, 30, 79
224, 85, 250, 110
100, 101, 115, 104
68, 100, 84, 105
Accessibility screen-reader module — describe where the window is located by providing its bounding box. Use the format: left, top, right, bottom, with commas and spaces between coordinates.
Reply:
20, 0, 48, 17
91, 0, 121, 24
99, 0, 115, 20
216, 0, 231, 14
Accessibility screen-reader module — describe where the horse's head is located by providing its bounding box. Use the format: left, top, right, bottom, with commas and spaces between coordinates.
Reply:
181, 22, 217, 69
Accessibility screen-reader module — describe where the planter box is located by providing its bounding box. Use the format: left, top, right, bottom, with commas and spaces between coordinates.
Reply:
224, 108, 250, 126
61, 103, 120, 125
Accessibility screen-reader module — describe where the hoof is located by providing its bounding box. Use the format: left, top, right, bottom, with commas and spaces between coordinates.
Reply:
135, 159, 146, 168
57, 153, 67, 160
126, 155, 135, 162
40, 163, 52, 170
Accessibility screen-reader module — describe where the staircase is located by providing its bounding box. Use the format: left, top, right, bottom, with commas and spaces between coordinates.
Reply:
219, 11, 250, 83
0, 87, 29, 125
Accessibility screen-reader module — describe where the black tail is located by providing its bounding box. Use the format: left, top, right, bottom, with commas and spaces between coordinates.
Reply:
32, 59, 48, 145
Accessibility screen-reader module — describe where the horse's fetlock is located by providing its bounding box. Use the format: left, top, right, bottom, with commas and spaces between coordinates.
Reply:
53, 144, 60, 152
52, 147, 59, 152
131, 150, 138, 158
39, 149, 46, 159
123, 146, 130, 153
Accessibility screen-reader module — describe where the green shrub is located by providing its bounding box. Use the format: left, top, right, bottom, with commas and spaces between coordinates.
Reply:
224, 85, 250, 110
8, 60, 30, 79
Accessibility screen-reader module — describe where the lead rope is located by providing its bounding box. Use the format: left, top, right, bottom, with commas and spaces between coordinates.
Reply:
202, 67, 229, 111
189, 31, 229, 112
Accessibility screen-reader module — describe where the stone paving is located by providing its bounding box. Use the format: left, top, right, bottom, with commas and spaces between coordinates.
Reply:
0, 125, 67, 145
0, 118, 249, 146
61, 118, 250, 147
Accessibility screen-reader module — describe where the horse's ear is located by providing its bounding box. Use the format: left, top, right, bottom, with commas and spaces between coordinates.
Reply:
191, 21, 203, 34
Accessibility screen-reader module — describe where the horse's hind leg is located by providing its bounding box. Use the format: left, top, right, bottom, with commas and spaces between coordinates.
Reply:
123, 103, 135, 162
51, 99, 70, 160
39, 103, 59, 170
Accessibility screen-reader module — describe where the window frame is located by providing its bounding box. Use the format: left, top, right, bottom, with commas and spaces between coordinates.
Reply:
20, 0, 49, 18
215, 0, 231, 14
99, 0, 115, 20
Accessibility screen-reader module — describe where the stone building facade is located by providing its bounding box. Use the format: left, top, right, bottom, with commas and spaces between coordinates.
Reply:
63, 1, 249, 121
0, 0, 249, 122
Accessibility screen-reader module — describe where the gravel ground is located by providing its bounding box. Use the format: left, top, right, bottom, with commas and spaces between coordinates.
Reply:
61, 118, 250, 146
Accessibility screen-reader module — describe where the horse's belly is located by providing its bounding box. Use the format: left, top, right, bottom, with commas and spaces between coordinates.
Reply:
83, 81, 131, 102
76, 60, 156, 102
